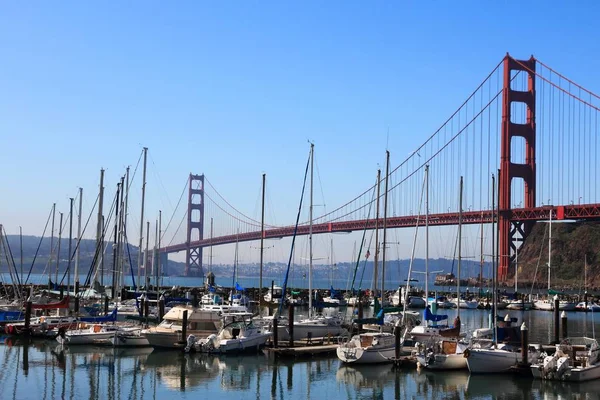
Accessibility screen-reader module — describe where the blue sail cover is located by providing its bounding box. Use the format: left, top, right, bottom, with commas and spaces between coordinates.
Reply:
330, 286, 338, 298
235, 283, 245, 291
208, 285, 216, 293
80, 308, 118, 323
425, 306, 448, 322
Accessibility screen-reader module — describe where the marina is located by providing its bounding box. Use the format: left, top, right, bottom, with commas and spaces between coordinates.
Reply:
2, 307, 600, 399
3, 2, 600, 399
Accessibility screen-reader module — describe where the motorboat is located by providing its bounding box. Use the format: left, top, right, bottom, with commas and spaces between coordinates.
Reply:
264, 286, 284, 305
276, 313, 347, 341
337, 332, 397, 364
451, 298, 479, 309
189, 319, 272, 354
531, 337, 600, 381
143, 305, 253, 348
533, 298, 578, 311
112, 328, 150, 347
576, 302, 600, 312
416, 338, 469, 370
391, 286, 426, 308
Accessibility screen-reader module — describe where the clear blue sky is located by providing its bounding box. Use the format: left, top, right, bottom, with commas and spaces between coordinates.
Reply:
1, 2, 599, 266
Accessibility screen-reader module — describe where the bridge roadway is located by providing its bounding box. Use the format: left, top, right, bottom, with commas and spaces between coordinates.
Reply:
161, 203, 600, 253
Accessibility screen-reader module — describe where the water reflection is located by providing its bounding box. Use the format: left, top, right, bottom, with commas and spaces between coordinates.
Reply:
2, 315, 600, 400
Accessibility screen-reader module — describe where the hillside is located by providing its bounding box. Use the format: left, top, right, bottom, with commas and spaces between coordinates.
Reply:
508, 221, 600, 288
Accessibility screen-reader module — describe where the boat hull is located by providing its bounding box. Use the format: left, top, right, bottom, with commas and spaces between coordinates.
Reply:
202, 333, 272, 354
144, 331, 183, 348
277, 324, 346, 341
336, 346, 395, 364
466, 348, 529, 373
532, 362, 600, 382
57, 331, 114, 345
416, 353, 468, 370
112, 332, 150, 347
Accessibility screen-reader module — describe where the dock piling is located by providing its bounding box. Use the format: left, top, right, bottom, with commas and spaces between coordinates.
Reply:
553, 295, 559, 343
288, 306, 294, 347
561, 311, 568, 339
24, 301, 32, 331
182, 309, 188, 340
521, 322, 529, 365
159, 296, 165, 320
272, 317, 278, 348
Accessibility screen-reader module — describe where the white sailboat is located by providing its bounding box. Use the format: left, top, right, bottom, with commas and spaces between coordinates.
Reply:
416, 176, 467, 370
465, 175, 542, 373
534, 211, 577, 311
281, 144, 345, 341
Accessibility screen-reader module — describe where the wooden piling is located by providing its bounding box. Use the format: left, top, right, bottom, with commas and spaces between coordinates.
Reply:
182, 310, 188, 340
553, 295, 560, 344
521, 322, 529, 365
288, 306, 294, 347
272, 317, 278, 348
158, 297, 165, 320
24, 301, 32, 331
105, 296, 109, 315
561, 311, 568, 339
394, 325, 401, 360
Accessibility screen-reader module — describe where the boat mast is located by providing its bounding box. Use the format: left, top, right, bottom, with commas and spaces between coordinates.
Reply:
308, 143, 314, 318
96, 169, 105, 286
50, 203, 56, 281
111, 182, 121, 299
492, 174, 497, 345
548, 209, 552, 292
75, 188, 83, 297
19, 226, 23, 284
480, 211, 484, 296
381, 151, 390, 307
67, 197, 74, 295
55, 212, 63, 286
425, 165, 429, 305
515, 241, 518, 293
137, 147, 148, 290
457, 177, 463, 321
157, 210, 162, 289
116, 176, 125, 300
121, 166, 130, 292
152, 218, 158, 291
145, 221, 150, 291
260, 173, 265, 304
373, 169, 381, 300
210, 217, 214, 274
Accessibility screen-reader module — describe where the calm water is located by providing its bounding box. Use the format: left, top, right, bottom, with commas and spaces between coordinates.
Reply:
3, 309, 600, 400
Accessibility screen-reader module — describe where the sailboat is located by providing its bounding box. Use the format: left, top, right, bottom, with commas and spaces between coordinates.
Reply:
337, 151, 398, 364
416, 176, 468, 370
275, 144, 346, 341
229, 232, 250, 307
533, 211, 577, 311
465, 175, 542, 374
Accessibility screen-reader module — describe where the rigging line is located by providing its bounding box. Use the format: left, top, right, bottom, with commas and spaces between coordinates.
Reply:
204, 177, 265, 226
351, 183, 377, 292
513, 58, 600, 113
80, 187, 119, 288
278, 147, 311, 317
161, 176, 189, 241
315, 159, 327, 216
61, 193, 100, 282
148, 152, 174, 211
1, 226, 21, 289
309, 59, 505, 223
23, 204, 54, 286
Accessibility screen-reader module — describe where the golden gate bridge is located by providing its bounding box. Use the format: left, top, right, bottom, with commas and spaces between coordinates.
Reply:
160, 54, 600, 282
